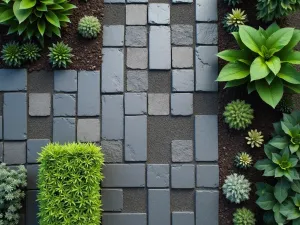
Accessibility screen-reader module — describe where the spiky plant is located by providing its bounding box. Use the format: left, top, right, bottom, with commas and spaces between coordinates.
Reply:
224, 0, 243, 6
1, 42, 23, 67
22, 43, 41, 62
223, 173, 251, 203
246, 129, 264, 148
223, 9, 247, 32
234, 152, 253, 169
223, 100, 254, 130
276, 95, 294, 114
78, 16, 101, 39
233, 208, 256, 225
48, 42, 73, 68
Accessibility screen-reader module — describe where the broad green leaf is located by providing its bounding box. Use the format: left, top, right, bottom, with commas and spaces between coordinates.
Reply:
36, 3, 47, 11
292, 181, 300, 193
217, 50, 249, 63
17, 20, 28, 35
250, 56, 270, 81
45, 10, 60, 27
265, 73, 275, 85
283, 30, 300, 51
48, 3, 64, 10
256, 182, 274, 196
272, 153, 281, 164
269, 136, 289, 149
266, 56, 281, 75
224, 78, 248, 88
281, 121, 293, 136
60, 2, 76, 10
273, 122, 285, 136
278, 64, 300, 84
256, 193, 276, 210
217, 62, 250, 82
265, 23, 280, 37
0, 9, 14, 23
13, 1, 32, 23
239, 25, 264, 54
285, 83, 300, 94
37, 19, 45, 36
280, 200, 296, 217
263, 164, 277, 176
266, 28, 294, 52
275, 167, 285, 178
293, 217, 300, 225
20, 0, 36, 9
264, 144, 279, 159
290, 144, 299, 153
57, 14, 70, 23
295, 195, 300, 207
287, 208, 300, 220
263, 211, 276, 224
255, 159, 273, 170
282, 147, 290, 161
232, 32, 247, 49
274, 178, 290, 203
290, 158, 299, 167
247, 82, 255, 94
259, 27, 268, 39
282, 51, 300, 64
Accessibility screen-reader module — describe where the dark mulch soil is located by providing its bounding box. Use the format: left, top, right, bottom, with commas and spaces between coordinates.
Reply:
218, 0, 300, 224
0, 0, 104, 71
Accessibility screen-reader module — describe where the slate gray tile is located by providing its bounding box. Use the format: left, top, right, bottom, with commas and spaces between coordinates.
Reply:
196, 0, 218, 22
126, 26, 147, 47
172, 47, 193, 69
26, 190, 39, 225
27, 139, 50, 163
196, 190, 219, 225
172, 140, 193, 162
103, 26, 125, 47
148, 93, 169, 115
102, 189, 123, 212
103, 213, 147, 225
147, 164, 169, 188
171, 164, 195, 189
101, 140, 123, 163
29, 93, 51, 117
53, 117, 76, 144
172, 212, 194, 225
197, 164, 219, 188
104, 0, 125, 3
4, 142, 26, 164
171, 25, 193, 46
77, 119, 100, 142
148, 4, 170, 24
0, 116, 2, 140
127, 48, 148, 70
27, 164, 39, 189
127, 70, 148, 92
126, 5, 147, 25
0, 142, 3, 162
0, 69, 27, 91
54, 70, 77, 92
196, 23, 218, 45
53, 94, 76, 117
172, 69, 194, 92
171, 93, 193, 116
148, 189, 170, 225
125, 93, 147, 115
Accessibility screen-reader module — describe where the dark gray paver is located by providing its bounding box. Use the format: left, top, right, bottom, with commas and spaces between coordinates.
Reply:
102, 95, 124, 140
147, 164, 169, 188
172, 140, 193, 162
0, 142, 3, 162
3, 142, 26, 164
104, 0, 125, 3
103, 26, 125, 47
172, 0, 192, 3
77, 119, 100, 142
195, 115, 218, 161
78, 71, 100, 116
27, 164, 38, 189
172, 47, 193, 69
197, 164, 219, 188
103, 213, 147, 225
102, 48, 124, 93
102, 164, 145, 187
196, 0, 218, 22
53, 94, 76, 117
148, 189, 170, 225
27, 139, 50, 163
148, 4, 170, 24
196, 23, 218, 45
171, 164, 195, 189
0, 69, 27, 91
3, 93, 27, 140
0, 116, 2, 140
126, 5, 147, 25
125, 93, 147, 115
172, 212, 194, 225
172, 69, 194, 92
26, 190, 39, 225
127, 48, 148, 70
171, 93, 193, 116
127, 70, 148, 92
101, 140, 123, 163
102, 189, 123, 212
53, 117, 76, 144
54, 70, 77, 92
196, 190, 219, 225
171, 25, 193, 46
29, 93, 51, 117
126, 26, 147, 47
148, 93, 169, 115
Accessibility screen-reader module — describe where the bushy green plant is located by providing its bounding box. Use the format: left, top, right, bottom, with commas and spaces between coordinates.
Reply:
0, 163, 27, 225
246, 129, 264, 148
223, 99, 254, 130
217, 23, 300, 108
37, 143, 104, 225
1, 41, 23, 67
233, 208, 256, 225
223, 8, 247, 33
222, 173, 251, 203
78, 16, 101, 39
276, 95, 294, 114
224, 0, 242, 6
48, 42, 73, 68
234, 152, 253, 169
22, 43, 40, 62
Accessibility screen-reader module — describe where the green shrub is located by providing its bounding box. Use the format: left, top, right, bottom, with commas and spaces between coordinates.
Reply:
37, 143, 104, 225
0, 163, 27, 225
217, 23, 300, 108
1, 41, 24, 67
223, 8, 247, 33
234, 152, 253, 169
22, 43, 41, 62
276, 95, 294, 114
78, 16, 101, 39
48, 42, 73, 68
233, 208, 256, 225
224, 0, 242, 6
246, 129, 264, 148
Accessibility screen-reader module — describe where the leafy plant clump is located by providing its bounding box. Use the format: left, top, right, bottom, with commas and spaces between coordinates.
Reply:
233, 208, 256, 225
276, 95, 294, 114
223, 8, 247, 33
234, 152, 253, 169
223, 99, 254, 130
48, 42, 73, 68
22, 43, 41, 62
246, 129, 264, 148
217, 23, 300, 108
222, 173, 251, 204
1, 42, 23, 67
78, 16, 101, 39
224, 0, 242, 6
38, 143, 105, 225
0, 163, 27, 225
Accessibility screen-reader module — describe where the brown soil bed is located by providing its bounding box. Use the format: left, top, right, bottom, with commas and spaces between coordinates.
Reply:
0, 0, 104, 71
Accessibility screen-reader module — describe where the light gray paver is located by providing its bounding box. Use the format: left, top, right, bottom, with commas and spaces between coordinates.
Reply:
0, 117, 2, 140
102, 164, 145, 187
171, 25, 193, 46
0, 69, 27, 91
148, 4, 170, 24
78, 71, 100, 116
125, 26, 147, 47
196, 0, 218, 22
0, 142, 3, 162
195, 46, 218, 91
3, 93, 27, 140
148, 93, 169, 116
171, 164, 195, 189
27, 139, 50, 163
148, 189, 170, 225
147, 164, 169, 188
197, 164, 219, 188
29, 93, 51, 117
102, 95, 124, 140
127, 48, 148, 70
53, 117, 76, 144
101, 140, 123, 163
102, 189, 123, 212
172, 69, 194, 92
196, 190, 219, 225
125, 116, 147, 161
77, 119, 100, 142
104, 0, 125, 3
195, 115, 218, 161
171, 93, 193, 116
103, 26, 125, 47
172, 47, 193, 69
103, 213, 147, 225
172, 0, 192, 3
172, 212, 194, 225
172, 140, 193, 162
27, 164, 38, 189
54, 70, 77, 92
102, 48, 124, 93
196, 23, 218, 45
125, 93, 147, 115
126, 5, 147, 25
53, 94, 76, 117
4, 142, 26, 164
127, 70, 148, 92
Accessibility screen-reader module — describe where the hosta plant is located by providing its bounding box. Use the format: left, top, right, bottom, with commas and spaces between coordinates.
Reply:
78, 16, 101, 39
223, 8, 247, 33
234, 152, 253, 169
276, 95, 294, 114
217, 23, 300, 108
22, 43, 41, 62
246, 129, 264, 148
224, 0, 242, 6
233, 208, 256, 225
1, 41, 23, 67
48, 42, 73, 68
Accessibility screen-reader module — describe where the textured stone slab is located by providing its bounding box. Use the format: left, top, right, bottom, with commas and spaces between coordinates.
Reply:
127, 48, 148, 70
195, 115, 218, 161
29, 93, 51, 117
196, 23, 218, 45
196, 190, 219, 225
172, 0, 192, 3
53, 94, 76, 116
77, 119, 100, 142
4, 142, 26, 164
27, 139, 50, 163
104, 0, 125, 3
196, 0, 218, 22
102, 48, 124, 93
127, 70, 148, 92
148, 93, 169, 115
103, 213, 147, 225
102, 95, 124, 140
126, 5, 147, 25
103, 26, 124, 47
125, 93, 147, 115
149, 26, 171, 70
27, 164, 38, 189
172, 212, 194, 225
53, 117, 76, 144
102, 164, 145, 187
172, 140, 193, 162
195, 46, 218, 91
171, 25, 193, 46
0, 69, 27, 91
78, 71, 100, 116
26, 190, 39, 225
172, 69, 194, 92
102, 189, 123, 212
171, 93, 193, 116
197, 164, 219, 188
3, 93, 27, 140
0, 142, 3, 162
171, 164, 195, 189
0, 116, 2, 140
172, 47, 193, 69
54, 70, 77, 92
148, 4, 170, 24
126, 26, 147, 47
101, 140, 123, 163
147, 164, 169, 187
148, 189, 170, 225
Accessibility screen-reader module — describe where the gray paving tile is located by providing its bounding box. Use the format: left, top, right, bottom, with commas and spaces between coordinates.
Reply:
148, 189, 170, 225
196, 190, 219, 225
172, 212, 194, 225
171, 93, 193, 116
104, 0, 125, 3
148, 93, 169, 115
196, 0, 217, 22
0, 69, 27, 91
53, 117, 76, 144
54, 70, 77, 92
101, 140, 123, 163
171, 164, 195, 189
148, 4, 170, 24
26, 190, 39, 225
125, 26, 147, 47
102, 189, 123, 212
172, 69, 194, 92
173, 0, 192, 3
172, 47, 193, 69
77, 119, 100, 142
126, 5, 147, 25
0, 116, 2, 140
4, 142, 26, 164
27, 139, 50, 163
196, 164, 219, 188
0, 142, 3, 162
27, 164, 38, 189
127, 48, 148, 70
103, 26, 125, 47
196, 23, 218, 45
125, 93, 147, 115
53, 94, 76, 117
127, 70, 148, 92
172, 140, 193, 162
171, 25, 193, 46
29, 93, 51, 117
147, 164, 169, 188
103, 213, 147, 225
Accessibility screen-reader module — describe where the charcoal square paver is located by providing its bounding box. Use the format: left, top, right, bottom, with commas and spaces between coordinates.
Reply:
171, 25, 193, 46
0, 142, 3, 162
127, 48, 148, 70
172, 212, 194, 225
148, 189, 170, 225
53, 94, 76, 117
172, 140, 193, 162
148, 93, 169, 115
196, 190, 219, 225
171, 93, 193, 116
147, 164, 169, 188
53, 117, 76, 144
54, 70, 77, 92
101, 140, 123, 163
4, 142, 26, 164
171, 164, 195, 189
172, 69, 194, 92
27, 139, 50, 163
0, 116, 2, 140
196, 0, 218, 22
0, 69, 27, 91
125, 93, 147, 115
26, 190, 39, 225
77, 119, 100, 142
127, 70, 148, 92
172, 47, 193, 69
148, 4, 170, 24
103, 26, 125, 47
196, 23, 218, 45
103, 213, 147, 225
197, 164, 219, 188
102, 189, 123, 212
126, 5, 147, 25
27, 164, 39, 189
126, 26, 147, 47
29, 93, 51, 117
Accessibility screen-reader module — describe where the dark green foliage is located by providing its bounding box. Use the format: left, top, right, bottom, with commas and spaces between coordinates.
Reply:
224, 0, 242, 6
222, 8, 247, 33
48, 42, 73, 68
0, 163, 27, 225
22, 43, 41, 62
276, 95, 294, 114
234, 152, 253, 169
233, 208, 256, 225
1, 42, 23, 67
37, 143, 105, 225
78, 16, 101, 39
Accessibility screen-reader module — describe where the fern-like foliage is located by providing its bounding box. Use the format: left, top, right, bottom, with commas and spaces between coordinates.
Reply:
233, 208, 256, 225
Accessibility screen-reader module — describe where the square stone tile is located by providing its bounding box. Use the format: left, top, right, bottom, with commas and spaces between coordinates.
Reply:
172, 47, 193, 68
197, 164, 219, 188
147, 164, 169, 187
126, 5, 147, 25
148, 4, 170, 24
53, 94, 76, 117
148, 93, 169, 115
125, 26, 147, 47
53, 117, 76, 144
172, 69, 194, 92
171, 93, 193, 116
29, 93, 51, 116
127, 48, 148, 69
172, 140, 193, 162
196, 23, 218, 45
125, 93, 147, 115
27, 139, 50, 163
101, 140, 123, 163
171, 164, 195, 189
4, 142, 26, 164
103, 25, 125, 47
196, 0, 217, 22
127, 70, 148, 92
172, 212, 194, 225
171, 25, 193, 45
54, 70, 77, 92
77, 119, 100, 142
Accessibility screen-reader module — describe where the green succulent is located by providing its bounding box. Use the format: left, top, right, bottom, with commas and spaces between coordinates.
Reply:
1, 41, 23, 67
246, 129, 264, 148
222, 173, 251, 203
276, 95, 294, 114
223, 99, 254, 130
22, 43, 41, 62
224, 0, 242, 6
223, 8, 247, 33
78, 16, 101, 39
233, 208, 256, 225
234, 152, 253, 169
48, 42, 73, 68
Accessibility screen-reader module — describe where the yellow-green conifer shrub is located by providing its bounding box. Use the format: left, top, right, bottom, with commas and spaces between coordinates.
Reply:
37, 143, 104, 225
